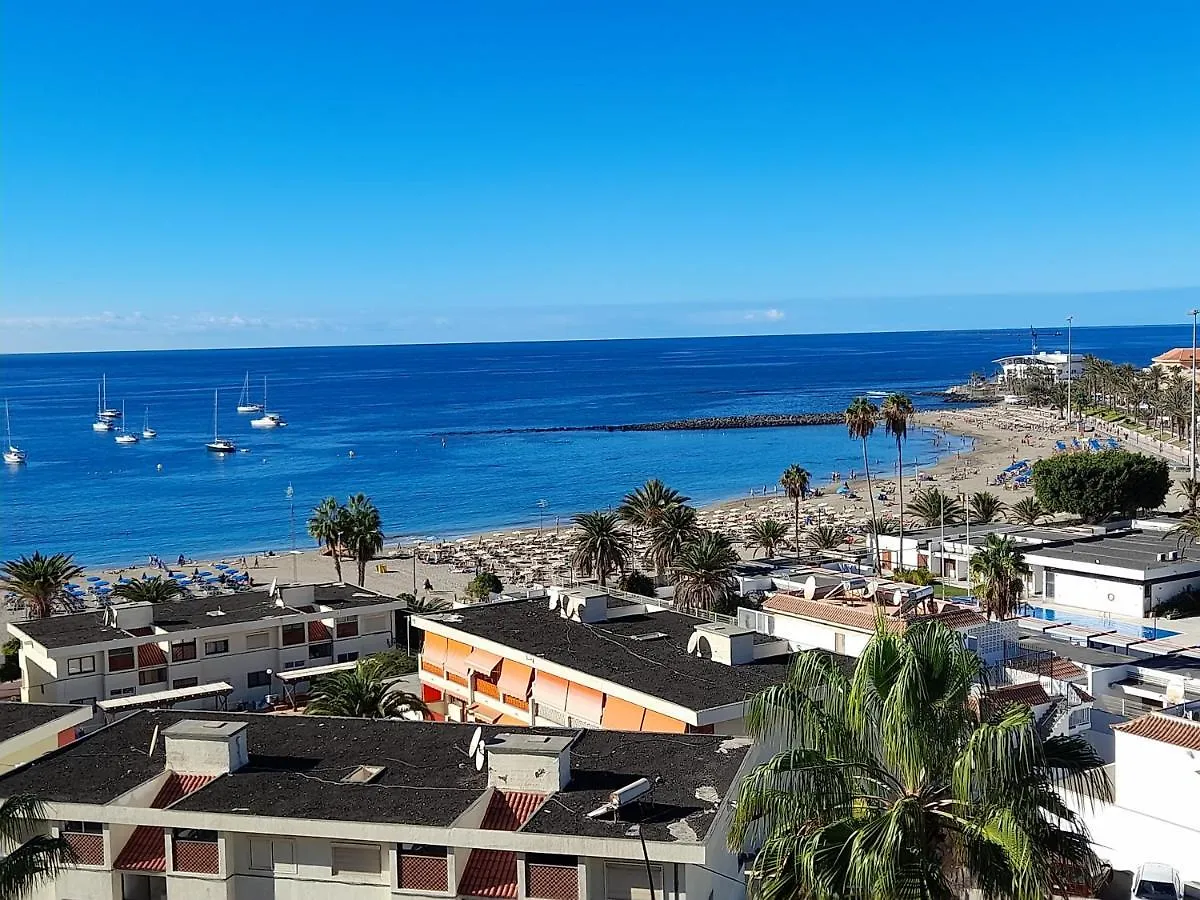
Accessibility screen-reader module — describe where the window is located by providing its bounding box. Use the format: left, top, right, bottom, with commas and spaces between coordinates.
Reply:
107, 647, 135, 672
204, 639, 229, 656
397, 844, 448, 891
281, 623, 306, 647
109, 686, 135, 697
66, 656, 95, 675
362, 613, 387, 633
331, 843, 382, 877
139, 667, 167, 686
247, 670, 271, 689
170, 640, 197, 662
249, 838, 295, 873
173, 828, 217, 842
336, 651, 359, 663
309, 642, 333, 659
335, 616, 359, 638
63, 821, 103, 834
283, 659, 306, 670
605, 862, 663, 900
69, 696, 97, 707
245, 632, 269, 651
172, 677, 199, 690
1044, 571, 1056, 599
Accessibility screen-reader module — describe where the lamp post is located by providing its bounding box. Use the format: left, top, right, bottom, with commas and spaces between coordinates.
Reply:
1065, 315, 1073, 425
537, 498, 548, 533
285, 483, 297, 583
1191, 309, 1198, 480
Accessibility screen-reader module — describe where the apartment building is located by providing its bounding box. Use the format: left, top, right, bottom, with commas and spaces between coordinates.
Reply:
0, 710, 753, 900
0, 701, 91, 773
412, 587, 823, 735
9, 583, 406, 709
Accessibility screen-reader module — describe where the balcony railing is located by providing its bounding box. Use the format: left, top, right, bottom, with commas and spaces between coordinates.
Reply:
173, 840, 219, 874
527, 863, 578, 900
64, 832, 105, 866
474, 678, 500, 700
397, 853, 448, 892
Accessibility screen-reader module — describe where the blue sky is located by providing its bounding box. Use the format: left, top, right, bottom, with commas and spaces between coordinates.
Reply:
3, 1, 1198, 352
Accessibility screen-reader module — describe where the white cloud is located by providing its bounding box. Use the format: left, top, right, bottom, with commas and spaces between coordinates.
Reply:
743, 308, 786, 322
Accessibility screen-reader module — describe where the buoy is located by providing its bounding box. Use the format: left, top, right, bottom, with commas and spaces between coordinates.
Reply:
156, 464, 163, 472
348, 450, 356, 458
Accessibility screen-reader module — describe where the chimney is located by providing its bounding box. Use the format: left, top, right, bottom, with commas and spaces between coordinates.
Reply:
485, 732, 573, 793
163, 720, 249, 776
687, 622, 756, 665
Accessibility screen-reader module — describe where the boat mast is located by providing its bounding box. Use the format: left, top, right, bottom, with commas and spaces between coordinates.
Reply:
213, 389, 219, 440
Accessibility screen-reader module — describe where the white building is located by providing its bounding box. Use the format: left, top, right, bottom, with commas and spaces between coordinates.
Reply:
9, 583, 406, 710
0, 710, 753, 900
993, 351, 1083, 384
0, 701, 92, 773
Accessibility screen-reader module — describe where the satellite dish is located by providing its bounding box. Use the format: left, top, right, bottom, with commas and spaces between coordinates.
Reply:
866, 579, 878, 598
467, 726, 483, 759
803, 576, 817, 600
148, 724, 160, 757
474, 745, 486, 771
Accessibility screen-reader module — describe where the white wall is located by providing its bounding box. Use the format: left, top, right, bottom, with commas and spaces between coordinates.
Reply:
1044, 571, 1145, 617
1113, 732, 1200, 830
752, 612, 871, 657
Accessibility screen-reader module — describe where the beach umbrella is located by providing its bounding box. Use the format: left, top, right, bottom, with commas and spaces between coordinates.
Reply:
86, 575, 101, 582
96, 585, 111, 594
214, 564, 229, 570
198, 570, 213, 577
95, 580, 110, 587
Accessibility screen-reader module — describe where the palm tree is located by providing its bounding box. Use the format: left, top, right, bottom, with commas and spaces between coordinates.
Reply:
1168, 513, 1200, 552
806, 524, 847, 551
866, 516, 898, 536
342, 493, 385, 586
111, 576, 184, 604
305, 657, 426, 718
404, 594, 453, 614
570, 511, 630, 586
308, 497, 346, 582
970, 533, 1030, 620
1008, 496, 1045, 526
881, 393, 915, 563
672, 530, 739, 613
968, 490, 1007, 524
1176, 478, 1200, 514
779, 464, 812, 552
729, 619, 1110, 900
0, 795, 76, 899
617, 478, 689, 531
746, 518, 789, 558
909, 487, 965, 527
646, 504, 700, 574
845, 397, 881, 571
0, 552, 84, 619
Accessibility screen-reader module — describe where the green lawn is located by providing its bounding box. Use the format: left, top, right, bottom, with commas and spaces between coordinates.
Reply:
935, 583, 970, 599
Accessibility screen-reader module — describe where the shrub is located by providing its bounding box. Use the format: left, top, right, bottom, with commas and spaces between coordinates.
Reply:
464, 572, 503, 600
892, 567, 937, 587
1032, 451, 1170, 523
618, 571, 657, 597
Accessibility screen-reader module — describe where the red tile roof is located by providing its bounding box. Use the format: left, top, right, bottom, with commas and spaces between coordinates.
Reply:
987, 682, 1052, 707
1152, 348, 1200, 366
763, 595, 904, 632
137, 643, 167, 668
1007, 655, 1085, 681
308, 621, 332, 642
1114, 713, 1200, 750
481, 790, 544, 830
114, 825, 166, 871
152, 773, 216, 808
458, 791, 545, 899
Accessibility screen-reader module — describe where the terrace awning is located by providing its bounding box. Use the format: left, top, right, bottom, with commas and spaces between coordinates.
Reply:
565, 683, 604, 724
532, 671, 568, 710
423, 633, 448, 669
601, 696, 647, 731
97, 681, 233, 713
443, 640, 472, 678
464, 647, 503, 676
496, 659, 532, 700
642, 709, 688, 733
275, 660, 358, 684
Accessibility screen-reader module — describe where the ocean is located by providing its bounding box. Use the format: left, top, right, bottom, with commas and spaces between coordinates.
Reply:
0, 324, 1186, 566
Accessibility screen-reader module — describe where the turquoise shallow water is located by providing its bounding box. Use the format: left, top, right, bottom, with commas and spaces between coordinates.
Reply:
0, 325, 1184, 565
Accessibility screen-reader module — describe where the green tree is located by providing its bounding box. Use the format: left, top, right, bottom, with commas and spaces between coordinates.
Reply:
647, 504, 700, 573
1032, 450, 1170, 523
846, 397, 882, 571
0, 795, 76, 900
365, 647, 418, 675
305, 657, 426, 718
968, 491, 1007, 524
570, 511, 630, 586
465, 571, 503, 600
881, 393, 915, 566
1, 638, 20, 682
617, 478, 689, 531
1176, 477, 1200, 514
779, 464, 812, 553
308, 497, 346, 582
806, 524, 847, 551
342, 493, 385, 586
1008, 496, 1045, 526
867, 516, 899, 536
111, 576, 184, 604
970, 534, 1030, 620
729, 619, 1110, 900
672, 530, 739, 613
404, 594, 454, 614
909, 487, 965, 527
0, 552, 84, 620
618, 571, 657, 598
746, 518, 789, 558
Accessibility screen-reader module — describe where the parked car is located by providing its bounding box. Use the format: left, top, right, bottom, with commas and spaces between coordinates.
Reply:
1131, 862, 1184, 900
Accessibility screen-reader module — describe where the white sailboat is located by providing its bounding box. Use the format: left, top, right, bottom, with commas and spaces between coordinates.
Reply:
92, 381, 114, 431
236, 372, 263, 414
98, 374, 121, 420
250, 376, 287, 428
4, 400, 26, 465
115, 402, 139, 444
207, 390, 236, 453
142, 407, 157, 439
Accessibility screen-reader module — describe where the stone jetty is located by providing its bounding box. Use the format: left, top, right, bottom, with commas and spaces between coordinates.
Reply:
445, 412, 844, 437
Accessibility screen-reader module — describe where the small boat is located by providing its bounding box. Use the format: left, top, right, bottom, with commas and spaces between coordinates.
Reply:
141, 407, 157, 439
207, 390, 237, 453
98, 374, 121, 420
236, 372, 263, 414
4, 400, 26, 465
250, 377, 287, 428
115, 402, 139, 444
92, 380, 114, 431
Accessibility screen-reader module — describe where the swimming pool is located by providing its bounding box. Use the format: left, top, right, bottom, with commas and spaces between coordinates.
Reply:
1020, 604, 1179, 640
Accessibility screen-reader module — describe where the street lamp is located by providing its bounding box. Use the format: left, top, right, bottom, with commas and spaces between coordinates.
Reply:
1191, 309, 1198, 480
285, 483, 298, 583
537, 498, 548, 533
1065, 315, 1073, 425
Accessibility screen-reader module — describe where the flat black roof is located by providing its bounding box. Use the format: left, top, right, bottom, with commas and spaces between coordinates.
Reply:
1016, 634, 1133, 668
422, 600, 850, 712
0, 702, 85, 739
1025, 531, 1199, 573
0, 711, 748, 841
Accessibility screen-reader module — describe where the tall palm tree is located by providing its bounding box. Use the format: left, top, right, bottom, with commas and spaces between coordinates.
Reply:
730, 619, 1110, 900
342, 493, 385, 587
746, 518, 789, 558
308, 497, 346, 582
0, 795, 76, 899
617, 478, 689, 531
909, 487, 965, 527
0, 553, 84, 619
845, 397, 881, 571
1176, 477, 1200, 514
806, 524, 847, 551
672, 530, 739, 613
404, 594, 453, 614
968, 490, 1007, 524
779, 464, 811, 552
570, 511, 630, 586
305, 657, 426, 718
881, 393, 914, 565
645, 504, 700, 573
1168, 513, 1200, 552
1008, 496, 1044, 526
111, 576, 184, 604
970, 534, 1030, 620
866, 516, 898, 536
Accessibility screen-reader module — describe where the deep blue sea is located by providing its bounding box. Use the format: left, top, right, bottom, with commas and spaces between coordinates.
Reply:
0, 325, 1186, 565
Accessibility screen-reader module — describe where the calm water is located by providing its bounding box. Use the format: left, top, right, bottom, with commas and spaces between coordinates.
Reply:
0, 325, 1186, 565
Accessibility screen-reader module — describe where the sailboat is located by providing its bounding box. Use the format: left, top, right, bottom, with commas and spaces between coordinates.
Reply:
142, 407, 157, 439
236, 372, 263, 414
92, 381, 114, 431
206, 390, 236, 453
115, 402, 139, 444
98, 374, 121, 420
250, 376, 287, 428
4, 400, 26, 465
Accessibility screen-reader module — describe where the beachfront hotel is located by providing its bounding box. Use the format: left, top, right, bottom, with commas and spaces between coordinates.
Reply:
992, 350, 1084, 384
7, 583, 407, 711
0, 711, 753, 900
0, 701, 92, 774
